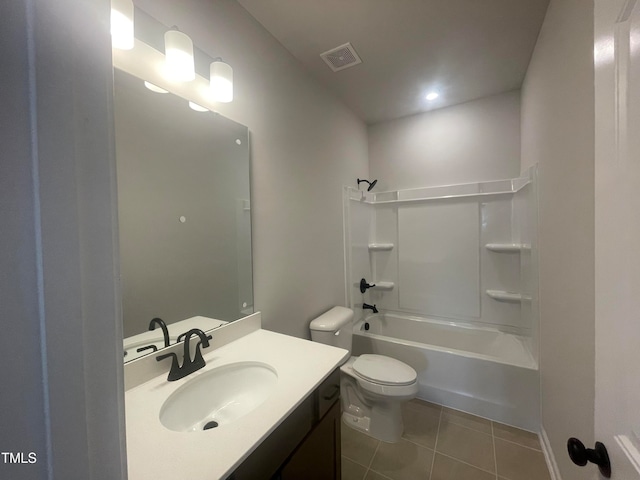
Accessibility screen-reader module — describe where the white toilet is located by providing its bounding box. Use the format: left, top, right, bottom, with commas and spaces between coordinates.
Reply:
310, 306, 418, 443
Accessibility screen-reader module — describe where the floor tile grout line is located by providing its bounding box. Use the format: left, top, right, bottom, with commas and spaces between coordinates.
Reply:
492, 421, 498, 480
435, 451, 498, 477
342, 453, 370, 469
367, 440, 381, 470
442, 418, 493, 436
445, 407, 540, 440
366, 468, 395, 480
363, 441, 381, 480
399, 437, 436, 451
493, 435, 543, 452
440, 419, 494, 439
339, 454, 369, 480
428, 407, 443, 480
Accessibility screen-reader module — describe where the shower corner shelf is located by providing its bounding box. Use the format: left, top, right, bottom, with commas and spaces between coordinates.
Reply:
485, 243, 531, 253
486, 290, 530, 303
371, 281, 394, 291
368, 243, 394, 252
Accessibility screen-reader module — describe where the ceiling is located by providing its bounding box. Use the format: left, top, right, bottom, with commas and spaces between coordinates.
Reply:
236, 0, 550, 125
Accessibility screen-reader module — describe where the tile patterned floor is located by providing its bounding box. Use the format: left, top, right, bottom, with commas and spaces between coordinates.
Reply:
341, 399, 551, 480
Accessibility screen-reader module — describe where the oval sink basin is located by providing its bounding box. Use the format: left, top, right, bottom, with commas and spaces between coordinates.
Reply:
159, 362, 278, 432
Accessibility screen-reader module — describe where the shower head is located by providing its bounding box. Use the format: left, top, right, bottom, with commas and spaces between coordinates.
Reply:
357, 178, 378, 192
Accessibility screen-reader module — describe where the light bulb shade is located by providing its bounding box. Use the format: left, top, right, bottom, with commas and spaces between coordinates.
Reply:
144, 81, 168, 93
111, 0, 134, 50
188, 101, 208, 112
164, 30, 195, 82
210, 60, 233, 103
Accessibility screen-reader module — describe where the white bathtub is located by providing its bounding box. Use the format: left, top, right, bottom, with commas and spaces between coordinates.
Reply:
352, 312, 540, 431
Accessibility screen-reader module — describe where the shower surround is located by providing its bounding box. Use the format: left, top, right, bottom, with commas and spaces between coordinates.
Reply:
343, 166, 539, 430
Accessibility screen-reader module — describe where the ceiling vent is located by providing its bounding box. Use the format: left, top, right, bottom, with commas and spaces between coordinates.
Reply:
320, 42, 362, 72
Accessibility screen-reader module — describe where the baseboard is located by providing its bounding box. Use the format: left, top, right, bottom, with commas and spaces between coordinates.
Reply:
540, 426, 562, 480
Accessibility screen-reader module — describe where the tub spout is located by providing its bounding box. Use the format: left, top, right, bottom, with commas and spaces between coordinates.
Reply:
363, 303, 378, 314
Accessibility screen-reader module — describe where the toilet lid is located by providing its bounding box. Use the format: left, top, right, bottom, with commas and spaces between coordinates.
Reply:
352, 354, 417, 386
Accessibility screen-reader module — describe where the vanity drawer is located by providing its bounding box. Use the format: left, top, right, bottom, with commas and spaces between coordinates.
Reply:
315, 367, 340, 420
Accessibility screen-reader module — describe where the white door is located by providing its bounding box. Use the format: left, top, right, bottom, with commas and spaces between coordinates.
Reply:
594, 0, 640, 478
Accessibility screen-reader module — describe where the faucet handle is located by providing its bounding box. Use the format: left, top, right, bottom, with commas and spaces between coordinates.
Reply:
156, 352, 182, 382
360, 278, 376, 293
136, 344, 158, 354
190, 332, 212, 364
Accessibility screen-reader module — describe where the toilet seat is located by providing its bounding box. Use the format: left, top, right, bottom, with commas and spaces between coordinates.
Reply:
352, 354, 417, 386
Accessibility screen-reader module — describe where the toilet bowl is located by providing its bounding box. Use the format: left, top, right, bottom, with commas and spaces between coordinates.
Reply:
310, 306, 418, 442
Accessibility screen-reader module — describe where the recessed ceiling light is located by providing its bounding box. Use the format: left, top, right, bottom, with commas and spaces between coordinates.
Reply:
426, 92, 439, 101
144, 81, 168, 93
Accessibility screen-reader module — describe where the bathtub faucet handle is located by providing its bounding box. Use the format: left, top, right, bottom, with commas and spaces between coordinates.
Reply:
362, 303, 378, 314
360, 278, 376, 293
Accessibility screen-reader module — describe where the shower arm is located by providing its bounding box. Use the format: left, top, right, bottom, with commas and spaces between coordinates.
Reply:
357, 178, 378, 192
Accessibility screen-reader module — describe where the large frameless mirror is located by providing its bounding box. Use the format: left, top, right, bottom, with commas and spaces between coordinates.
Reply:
114, 68, 253, 363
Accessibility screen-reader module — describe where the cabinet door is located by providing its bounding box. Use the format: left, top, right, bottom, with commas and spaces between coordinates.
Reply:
230, 395, 314, 480
280, 401, 341, 480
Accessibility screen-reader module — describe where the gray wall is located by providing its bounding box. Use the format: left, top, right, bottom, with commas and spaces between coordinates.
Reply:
1, 0, 125, 478
368, 90, 521, 191
135, 0, 369, 339
520, 0, 595, 477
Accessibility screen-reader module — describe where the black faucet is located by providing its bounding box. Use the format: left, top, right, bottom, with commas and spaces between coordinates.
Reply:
360, 278, 376, 293
363, 303, 378, 314
156, 329, 212, 381
149, 317, 170, 348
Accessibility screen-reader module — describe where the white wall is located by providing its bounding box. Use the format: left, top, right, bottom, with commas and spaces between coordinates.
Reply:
520, 0, 595, 478
368, 90, 521, 191
134, 0, 369, 338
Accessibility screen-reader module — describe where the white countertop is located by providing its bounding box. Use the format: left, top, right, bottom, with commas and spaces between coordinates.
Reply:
125, 328, 348, 480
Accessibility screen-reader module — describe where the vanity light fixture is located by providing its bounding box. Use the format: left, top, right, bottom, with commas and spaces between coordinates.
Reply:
110, 0, 134, 50
188, 101, 208, 112
144, 81, 168, 93
164, 28, 195, 82
210, 58, 233, 103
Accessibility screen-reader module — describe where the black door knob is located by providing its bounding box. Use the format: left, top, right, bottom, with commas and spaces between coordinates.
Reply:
567, 437, 611, 478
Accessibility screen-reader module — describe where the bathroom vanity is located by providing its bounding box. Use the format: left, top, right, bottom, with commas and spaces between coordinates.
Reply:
124, 315, 347, 480
229, 368, 341, 480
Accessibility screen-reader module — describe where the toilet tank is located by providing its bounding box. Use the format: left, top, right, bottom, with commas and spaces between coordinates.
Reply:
309, 306, 354, 355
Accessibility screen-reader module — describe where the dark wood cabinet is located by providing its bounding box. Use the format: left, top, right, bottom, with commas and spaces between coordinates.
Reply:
228, 368, 341, 480
279, 400, 341, 480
